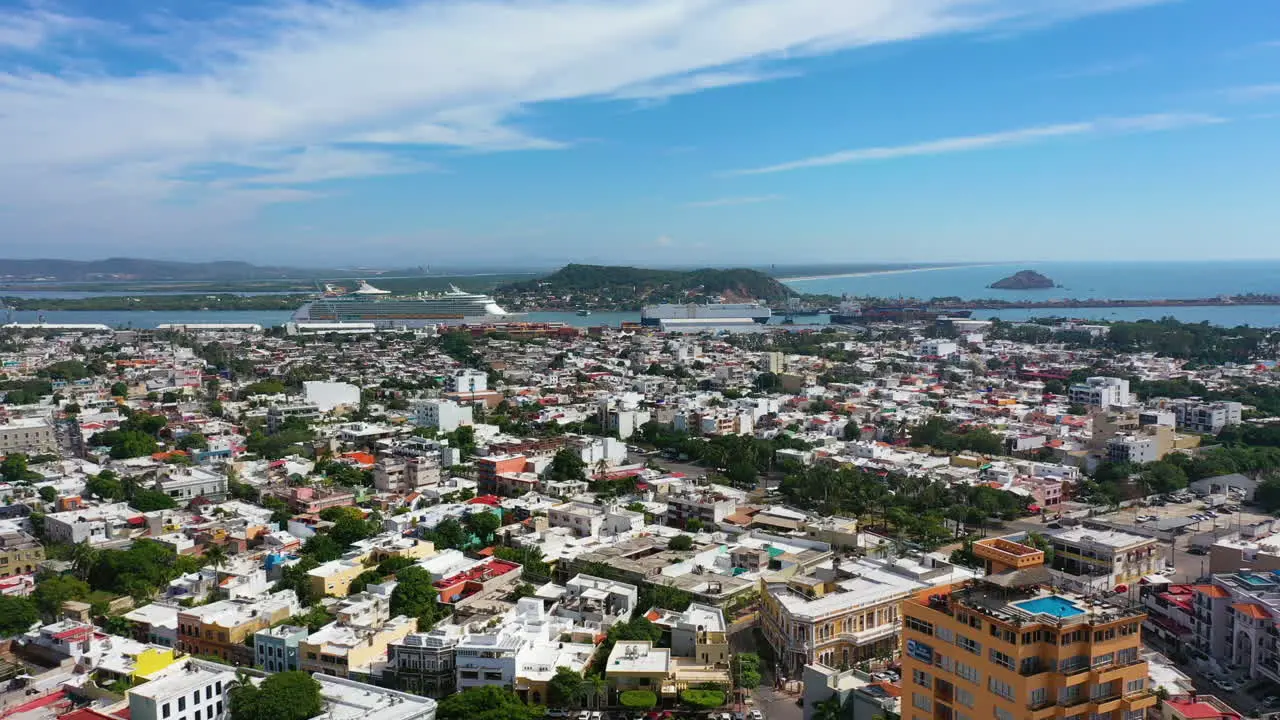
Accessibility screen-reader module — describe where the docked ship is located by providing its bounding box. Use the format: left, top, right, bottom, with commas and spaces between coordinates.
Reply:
830, 300, 972, 324
292, 281, 514, 327
640, 301, 771, 326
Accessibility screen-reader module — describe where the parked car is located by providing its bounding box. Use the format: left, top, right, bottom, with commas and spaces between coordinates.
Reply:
748, 711, 764, 720
1214, 679, 1240, 692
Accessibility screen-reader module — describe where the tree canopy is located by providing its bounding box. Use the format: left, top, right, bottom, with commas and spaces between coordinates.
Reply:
436, 686, 545, 720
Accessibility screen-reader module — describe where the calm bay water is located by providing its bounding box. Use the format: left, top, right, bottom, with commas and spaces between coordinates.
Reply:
784, 260, 1280, 302
5, 261, 1280, 328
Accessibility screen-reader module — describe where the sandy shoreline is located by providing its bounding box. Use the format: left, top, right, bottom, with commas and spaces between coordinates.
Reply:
779, 263, 1007, 283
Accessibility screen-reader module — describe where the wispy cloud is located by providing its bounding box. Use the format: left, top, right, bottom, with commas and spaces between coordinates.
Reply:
1222, 83, 1280, 102
1054, 55, 1148, 79
0, 0, 1180, 252
726, 112, 1224, 175
685, 195, 781, 208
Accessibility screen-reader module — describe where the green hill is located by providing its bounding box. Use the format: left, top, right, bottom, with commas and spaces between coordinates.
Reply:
502, 264, 795, 303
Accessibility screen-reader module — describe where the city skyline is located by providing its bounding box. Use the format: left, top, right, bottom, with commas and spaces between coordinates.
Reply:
1, 0, 1277, 264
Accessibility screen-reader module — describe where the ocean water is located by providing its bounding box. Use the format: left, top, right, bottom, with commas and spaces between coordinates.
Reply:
784, 260, 1280, 302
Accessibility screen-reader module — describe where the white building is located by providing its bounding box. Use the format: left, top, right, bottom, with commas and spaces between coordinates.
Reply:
553, 574, 639, 633
1069, 376, 1131, 408
447, 369, 487, 394
0, 418, 57, 456
128, 660, 234, 720
314, 674, 437, 720
374, 457, 441, 493
303, 381, 362, 412
155, 467, 228, 503
1168, 399, 1243, 435
44, 502, 135, 545
414, 400, 474, 433
917, 339, 958, 358
1107, 435, 1158, 465
1048, 526, 1165, 594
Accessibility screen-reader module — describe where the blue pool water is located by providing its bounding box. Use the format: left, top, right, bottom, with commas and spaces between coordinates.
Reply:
1238, 573, 1276, 586
1015, 596, 1086, 618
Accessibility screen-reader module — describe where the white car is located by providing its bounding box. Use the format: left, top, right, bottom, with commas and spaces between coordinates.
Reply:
749, 711, 764, 720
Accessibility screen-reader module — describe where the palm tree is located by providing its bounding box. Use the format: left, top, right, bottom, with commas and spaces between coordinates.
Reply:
71, 541, 98, 581
203, 543, 229, 577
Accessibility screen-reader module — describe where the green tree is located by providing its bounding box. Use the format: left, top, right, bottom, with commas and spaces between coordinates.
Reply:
733, 652, 762, 688
203, 544, 229, 575
668, 534, 693, 551
464, 511, 500, 545
427, 518, 469, 550
110, 382, 129, 398
347, 569, 384, 595
302, 534, 343, 563
1256, 476, 1280, 513
547, 449, 587, 481
131, 488, 178, 512
0, 596, 39, 637
38, 485, 57, 503
229, 670, 322, 720
177, 433, 209, 451
1, 453, 28, 483
390, 566, 441, 618
32, 575, 90, 620
436, 686, 544, 720
448, 425, 477, 460
547, 666, 584, 708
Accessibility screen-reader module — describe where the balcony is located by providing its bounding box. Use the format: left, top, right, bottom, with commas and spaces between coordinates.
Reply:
1122, 691, 1158, 713
1058, 694, 1089, 711
1091, 693, 1123, 714
1028, 700, 1057, 720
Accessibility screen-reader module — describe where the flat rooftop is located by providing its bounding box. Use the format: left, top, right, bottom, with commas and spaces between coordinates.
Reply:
1052, 526, 1155, 549
315, 675, 437, 720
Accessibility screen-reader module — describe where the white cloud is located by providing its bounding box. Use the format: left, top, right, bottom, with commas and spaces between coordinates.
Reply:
726, 112, 1224, 175
0, 0, 1179, 252
1222, 84, 1280, 102
1054, 55, 1147, 79
655, 235, 674, 247
239, 146, 432, 186
0, 7, 92, 50
685, 195, 781, 208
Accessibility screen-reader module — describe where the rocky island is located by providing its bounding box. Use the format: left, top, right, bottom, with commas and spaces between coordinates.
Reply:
989, 270, 1056, 290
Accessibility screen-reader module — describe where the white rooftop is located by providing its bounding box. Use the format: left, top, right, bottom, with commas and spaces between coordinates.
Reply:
606, 641, 669, 675
315, 675, 437, 720
1052, 526, 1156, 549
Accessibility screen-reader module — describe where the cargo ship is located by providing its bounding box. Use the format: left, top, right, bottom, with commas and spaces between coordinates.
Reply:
292, 281, 515, 327
830, 301, 972, 324
640, 301, 771, 326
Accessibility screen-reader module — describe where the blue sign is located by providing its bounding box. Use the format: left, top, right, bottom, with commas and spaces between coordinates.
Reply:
906, 639, 933, 664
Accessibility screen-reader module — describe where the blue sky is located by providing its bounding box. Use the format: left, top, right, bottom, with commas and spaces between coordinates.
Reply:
0, 0, 1277, 268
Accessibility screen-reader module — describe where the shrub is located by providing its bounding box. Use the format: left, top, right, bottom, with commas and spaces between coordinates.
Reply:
680, 689, 725, 709
619, 690, 658, 709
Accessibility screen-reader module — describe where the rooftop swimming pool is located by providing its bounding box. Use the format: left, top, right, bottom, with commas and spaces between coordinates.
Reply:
1014, 595, 1086, 618
1237, 572, 1280, 586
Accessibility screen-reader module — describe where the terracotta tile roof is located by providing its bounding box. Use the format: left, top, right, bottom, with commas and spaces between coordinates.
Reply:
1194, 584, 1230, 599
1233, 602, 1271, 620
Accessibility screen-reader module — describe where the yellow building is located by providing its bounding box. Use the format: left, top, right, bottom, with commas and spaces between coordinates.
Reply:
308, 558, 368, 599
0, 530, 45, 578
761, 555, 974, 675
132, 647, 178, 682
309, 538, 436, 599
299, 615, 417, 679
901, 537, 1157, 720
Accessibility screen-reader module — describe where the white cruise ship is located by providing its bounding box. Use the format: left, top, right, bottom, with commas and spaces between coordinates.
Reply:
292, 281, 513, 327
640, 301, 771, 326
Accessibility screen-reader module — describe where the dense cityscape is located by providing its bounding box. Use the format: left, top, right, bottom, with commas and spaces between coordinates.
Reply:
0, 304, 1278, 720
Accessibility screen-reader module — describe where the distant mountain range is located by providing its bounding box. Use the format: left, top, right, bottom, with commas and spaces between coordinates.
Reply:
0, 258, 436, 282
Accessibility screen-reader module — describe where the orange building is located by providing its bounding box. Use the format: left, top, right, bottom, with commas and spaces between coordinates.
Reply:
901, 537, 1157, 720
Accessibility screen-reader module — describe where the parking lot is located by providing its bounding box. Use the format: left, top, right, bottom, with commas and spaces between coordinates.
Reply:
1086, 492, 1269, 583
